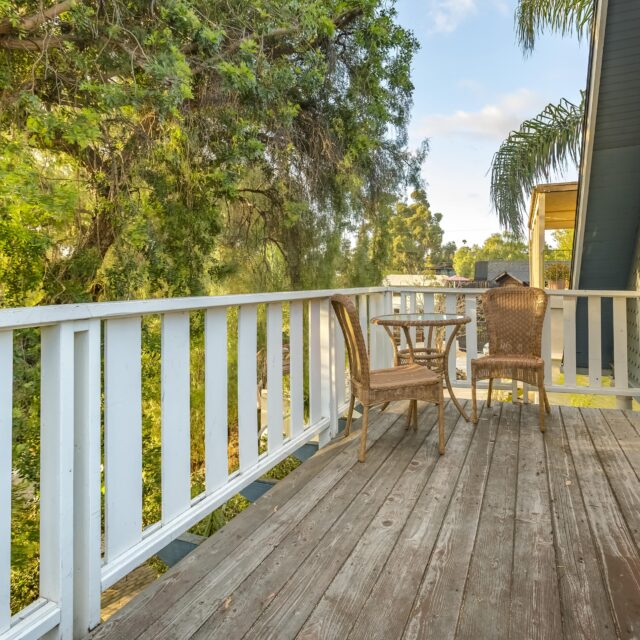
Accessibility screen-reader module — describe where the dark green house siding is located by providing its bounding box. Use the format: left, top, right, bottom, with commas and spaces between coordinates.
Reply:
576, 0, 640, 371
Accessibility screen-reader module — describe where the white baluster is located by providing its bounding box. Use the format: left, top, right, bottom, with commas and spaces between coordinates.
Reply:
309, 300, 321, 426
266, 303, 284, 451
320, 299, 337, 444
588, 296, 602, 388
358, 295, 368, 350
205, 308, 229, 494
104, 318, 143, 561
613, 297, 628, 390
464, 296, 477, 387
161, 312, 191, 521
562, 296, 577, 387
238, 305, 259, 472
0, 331, 11, 633
289, 301, 304, 437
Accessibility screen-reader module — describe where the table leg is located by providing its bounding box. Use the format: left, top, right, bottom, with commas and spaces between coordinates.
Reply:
443, 324, 469, 422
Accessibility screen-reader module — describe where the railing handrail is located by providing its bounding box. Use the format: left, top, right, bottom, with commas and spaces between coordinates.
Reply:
0, 287, 389, 330
387, 286, 640, 297
3, 283, 640, 639
3, 285, 640, 331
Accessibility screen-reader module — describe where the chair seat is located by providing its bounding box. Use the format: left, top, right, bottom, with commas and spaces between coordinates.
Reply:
472, 354, 543, 369
370, 363, 439, 390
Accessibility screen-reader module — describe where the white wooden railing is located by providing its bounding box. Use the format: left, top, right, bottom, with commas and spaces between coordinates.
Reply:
0, 285, 638, 640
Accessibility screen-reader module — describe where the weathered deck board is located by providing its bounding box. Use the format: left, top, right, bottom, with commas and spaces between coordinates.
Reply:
195, 402, 443, 640
509, 403, 563, 640
291, 401, 474, 640
601, 410, 640, 480
294, 402, 465, 640
346, 402, 493, 640
88, 403, 640, 640
138, 403, 415, 640
91, 401, 407, 640
402, 402, 500, 640
544, 407, 617, 640
561, 406, 640, 639
455, 402, 519, 640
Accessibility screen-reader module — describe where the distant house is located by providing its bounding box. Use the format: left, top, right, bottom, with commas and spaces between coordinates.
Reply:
429, 263, 455, 277
493, 272, 528, 287
474, 260, 530, 286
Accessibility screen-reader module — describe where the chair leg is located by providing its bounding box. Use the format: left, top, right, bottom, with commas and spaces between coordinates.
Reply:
358, 405, 370, 463
471, 376, 478, 425
543, 387, 551, 414
537, 373, 545, 433
344, 394, 355, 438
406, 401, 413, 430
487, 378, 493, 407
438, 384, 445, 455
412, 399, 418, 431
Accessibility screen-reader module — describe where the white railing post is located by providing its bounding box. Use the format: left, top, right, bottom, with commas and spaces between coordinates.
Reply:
0, 331, 12, 634
72, 320, 102, 636
40, 323, 75, 639
319, 299, 337, 445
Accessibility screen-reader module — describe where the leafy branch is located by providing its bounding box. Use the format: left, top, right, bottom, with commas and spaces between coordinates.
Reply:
516, 0, 595, 53
489, 94, 585, 234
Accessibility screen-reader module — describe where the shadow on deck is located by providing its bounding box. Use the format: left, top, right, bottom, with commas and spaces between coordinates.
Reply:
88, 399, 640, 640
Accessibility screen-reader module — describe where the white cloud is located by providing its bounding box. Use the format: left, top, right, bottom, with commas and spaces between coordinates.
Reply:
411, 89, 542, 141
429, 0, 477, 33
427, 0, 510, 34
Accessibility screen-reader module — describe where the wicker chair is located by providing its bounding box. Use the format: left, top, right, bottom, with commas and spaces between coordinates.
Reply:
331, 294, 445, 462
471, 287, 551, 430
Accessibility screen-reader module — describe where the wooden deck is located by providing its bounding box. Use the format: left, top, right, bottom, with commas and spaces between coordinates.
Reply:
89, 400, 640, 640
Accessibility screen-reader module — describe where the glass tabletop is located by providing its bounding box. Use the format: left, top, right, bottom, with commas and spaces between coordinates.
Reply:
371, 313, 470, 326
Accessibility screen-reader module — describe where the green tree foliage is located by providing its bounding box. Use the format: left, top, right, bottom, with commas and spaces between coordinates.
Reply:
516, 0, 594, 52
347, 188, 455, 285
1, 0, 428, 613
453, 232, 528, 278
387, 189, 454, 273
1, 0, 423, 303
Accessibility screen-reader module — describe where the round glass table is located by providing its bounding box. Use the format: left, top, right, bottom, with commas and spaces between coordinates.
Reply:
371, 313, 471, 421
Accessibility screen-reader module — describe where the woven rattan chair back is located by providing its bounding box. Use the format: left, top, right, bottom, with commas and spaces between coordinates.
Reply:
331, 294, 370, 389
482, 287, 548, 357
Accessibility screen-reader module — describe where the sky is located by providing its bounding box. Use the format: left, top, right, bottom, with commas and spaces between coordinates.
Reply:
394, 0, 590, 246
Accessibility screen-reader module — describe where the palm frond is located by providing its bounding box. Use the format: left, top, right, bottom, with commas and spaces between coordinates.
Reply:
489, 94, 585, 234
516, 0, 595, 52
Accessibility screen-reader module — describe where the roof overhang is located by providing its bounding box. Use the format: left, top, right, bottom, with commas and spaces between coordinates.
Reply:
527, 182, 578, 231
